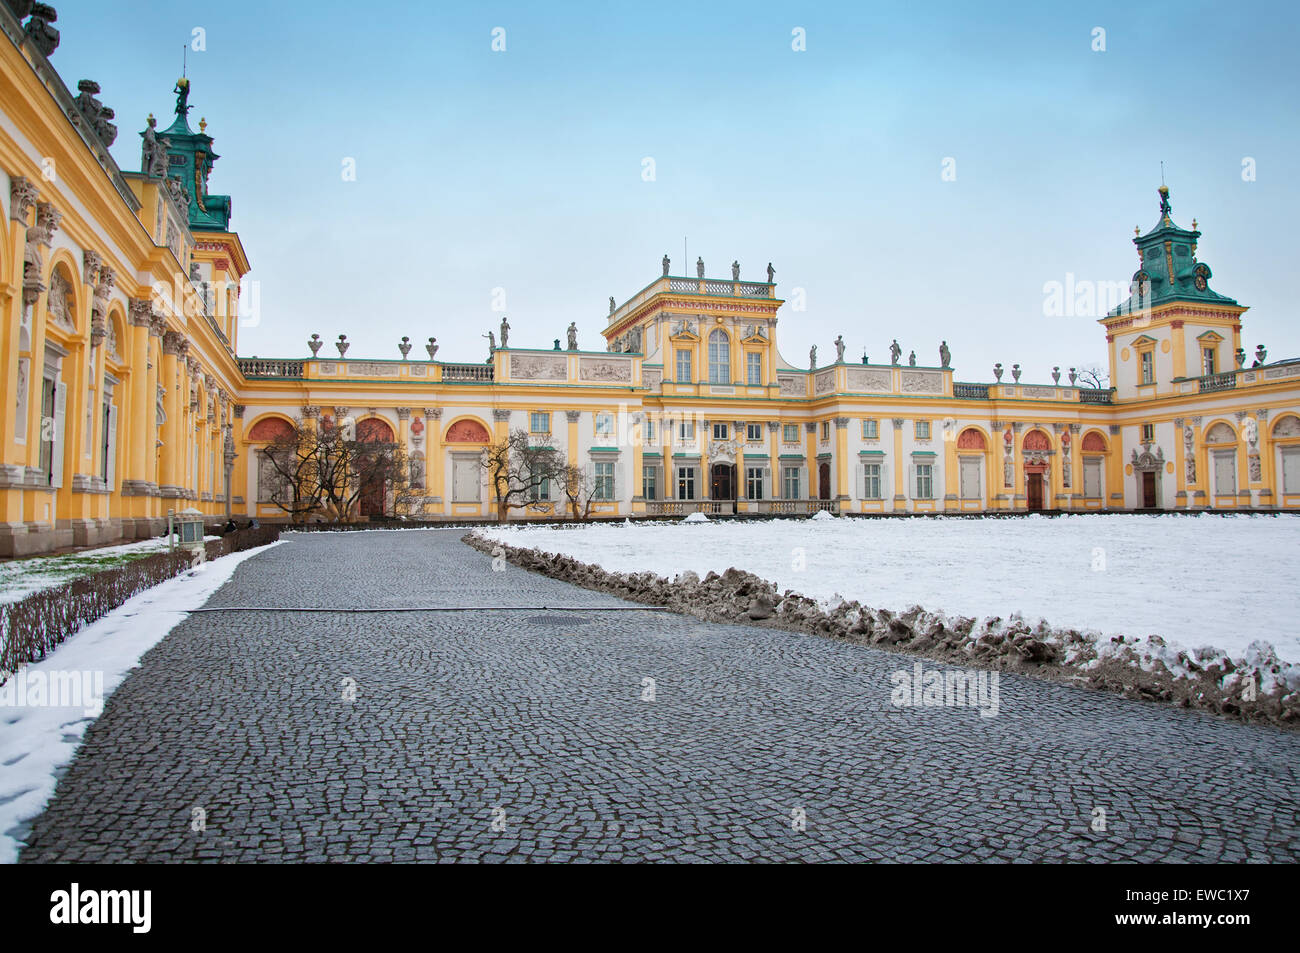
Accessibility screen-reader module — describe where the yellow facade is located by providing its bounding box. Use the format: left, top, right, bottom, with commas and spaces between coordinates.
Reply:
2, 8, 1299, 555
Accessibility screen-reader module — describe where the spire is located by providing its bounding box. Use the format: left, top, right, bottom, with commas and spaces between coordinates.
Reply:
141, 77, 232, 231
1108, 186, 1235, 316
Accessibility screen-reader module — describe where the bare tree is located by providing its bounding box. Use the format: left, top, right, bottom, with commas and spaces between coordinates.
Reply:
556, 463, 599, 522
1076, 363, 1109, 389
480, 428, 563, 523
260, 417, 406, 522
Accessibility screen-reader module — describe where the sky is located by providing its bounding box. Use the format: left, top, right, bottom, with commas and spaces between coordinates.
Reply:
47, 0, 1300, 381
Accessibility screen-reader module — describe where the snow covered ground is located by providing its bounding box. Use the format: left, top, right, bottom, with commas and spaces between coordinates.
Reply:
0, 541, 280, 864
0, 535, 221, 605
479, 514, 1300, 664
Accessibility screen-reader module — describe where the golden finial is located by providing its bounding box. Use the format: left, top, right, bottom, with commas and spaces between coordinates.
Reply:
199, 117, 207, 133
1192, 218, 1197, 230
1134, 225, 1141, 237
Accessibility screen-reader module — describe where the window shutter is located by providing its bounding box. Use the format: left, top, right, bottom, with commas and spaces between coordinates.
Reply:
52, 381, 67, 488
106, 404, 118, 489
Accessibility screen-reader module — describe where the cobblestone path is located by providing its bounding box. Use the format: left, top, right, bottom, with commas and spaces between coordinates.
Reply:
19, 530, 1300, 862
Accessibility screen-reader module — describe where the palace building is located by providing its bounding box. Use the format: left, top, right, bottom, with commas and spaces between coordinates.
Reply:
2, 5, 1299, 555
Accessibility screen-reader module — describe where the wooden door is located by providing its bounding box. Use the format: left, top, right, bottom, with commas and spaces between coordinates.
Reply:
818, 462, 831, 500
1142, 471, 1157, 508
1026, 473, 1043, 511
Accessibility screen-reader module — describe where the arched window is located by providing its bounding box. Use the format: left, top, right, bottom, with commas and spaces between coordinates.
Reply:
708, 330, 730, 384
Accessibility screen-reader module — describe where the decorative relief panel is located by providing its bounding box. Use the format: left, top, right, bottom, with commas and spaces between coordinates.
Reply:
778, 375, 803, 396
1022, 385, 1056, 398
846, 368, 892, 392
900, 370, 943, 394
643, 369, 662, 392
511, 354, 567, 381
346, 362, 390, 376
579, 357, 632, 383
814, 370, 836, 395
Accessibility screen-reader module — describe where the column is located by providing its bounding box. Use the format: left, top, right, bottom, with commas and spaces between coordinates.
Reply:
943, 420, 959, 511
891, 417, 906, 512
834, 416, 849, 511
426, 408, 444, 515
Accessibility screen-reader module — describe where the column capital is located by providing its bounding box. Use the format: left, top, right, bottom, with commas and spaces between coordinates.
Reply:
426, 408, 442, 419
128, 297, 153, 326
492, 409, 512, 422
565, 410, 581, 423
834, 416, 849, 430
301, 405, 319, 419
396, 407, 411, 420
233, 404, 246, 419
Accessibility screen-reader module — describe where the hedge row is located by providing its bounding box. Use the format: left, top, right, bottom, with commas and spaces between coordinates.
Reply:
0, 525, 279, 679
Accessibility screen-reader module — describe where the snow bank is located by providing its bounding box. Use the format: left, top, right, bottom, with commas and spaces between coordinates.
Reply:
477, 515, 1300, 664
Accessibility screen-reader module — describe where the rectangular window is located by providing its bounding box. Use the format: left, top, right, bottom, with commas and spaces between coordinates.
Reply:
915, 420, 931, 440
746, 466, 765, 500
526, 476, 550, 501
1141, 423, 1154, 442
593, 461, 615, 500
915, 463, 934, 499
530, 411, 550, 434
746, 352, 762, 385
1203, 347, 1216, 375
678, 419, 695, 441
783, 424, 799, 443
783, 466, 800, 499
642, 465, 658, 500
676, 349, 692, 383
677, 466, 696, 500
595, 412, 614, 436
712, 422, 728, 440
863, 462, 882, 499
1140, 350, 1154, 384
746, 423, 763, 442
821, 421, 830, 440
862, 419, 878, 440
643, 419, 656, 443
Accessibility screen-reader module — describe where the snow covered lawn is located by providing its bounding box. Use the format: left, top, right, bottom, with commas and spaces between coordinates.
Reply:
0, 535, 219, 606
0, 541, 280, 864
479, 514, 1300, 664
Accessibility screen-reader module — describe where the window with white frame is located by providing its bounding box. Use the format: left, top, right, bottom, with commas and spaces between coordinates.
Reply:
1202, 347, 1216, 376
1140, 350, 1154, 384
677, 466, 696, 499
862, 419, 878, 440
783, 466, 801, 499
1141, 422, 1154, 442
915, 420, 931, 440
746, 422, 762, 442
783, 424, 799, 443
746, 466, 765, 500
712, 422, 728, 440
820, 421, 830, 440
679, 419, 696, 441
643, 418, 656, 443
595, 412, 614, 436
530, 411, 550, 434
642, 465, 658, 500
526, 473, 550, 501
593, 461, 615, 500
863, 462, 882, 499
746, 352, 762, 385
708, 330, 730, 384
676, 349, 692, 383
915, 462, 934, 499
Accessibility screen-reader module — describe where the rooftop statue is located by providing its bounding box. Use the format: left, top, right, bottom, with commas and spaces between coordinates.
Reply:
696, 257, 704, 279
889, 339, 901, 365
834, 335, 845, 362
766, 262, 775, 283
662, 254, 670, 276
731, 260, 740, 280
174, 76, 191, 117
940, 340, 951, 368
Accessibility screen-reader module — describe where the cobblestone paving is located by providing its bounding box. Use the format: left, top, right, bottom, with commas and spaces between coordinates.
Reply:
19, 529, 1300, 862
